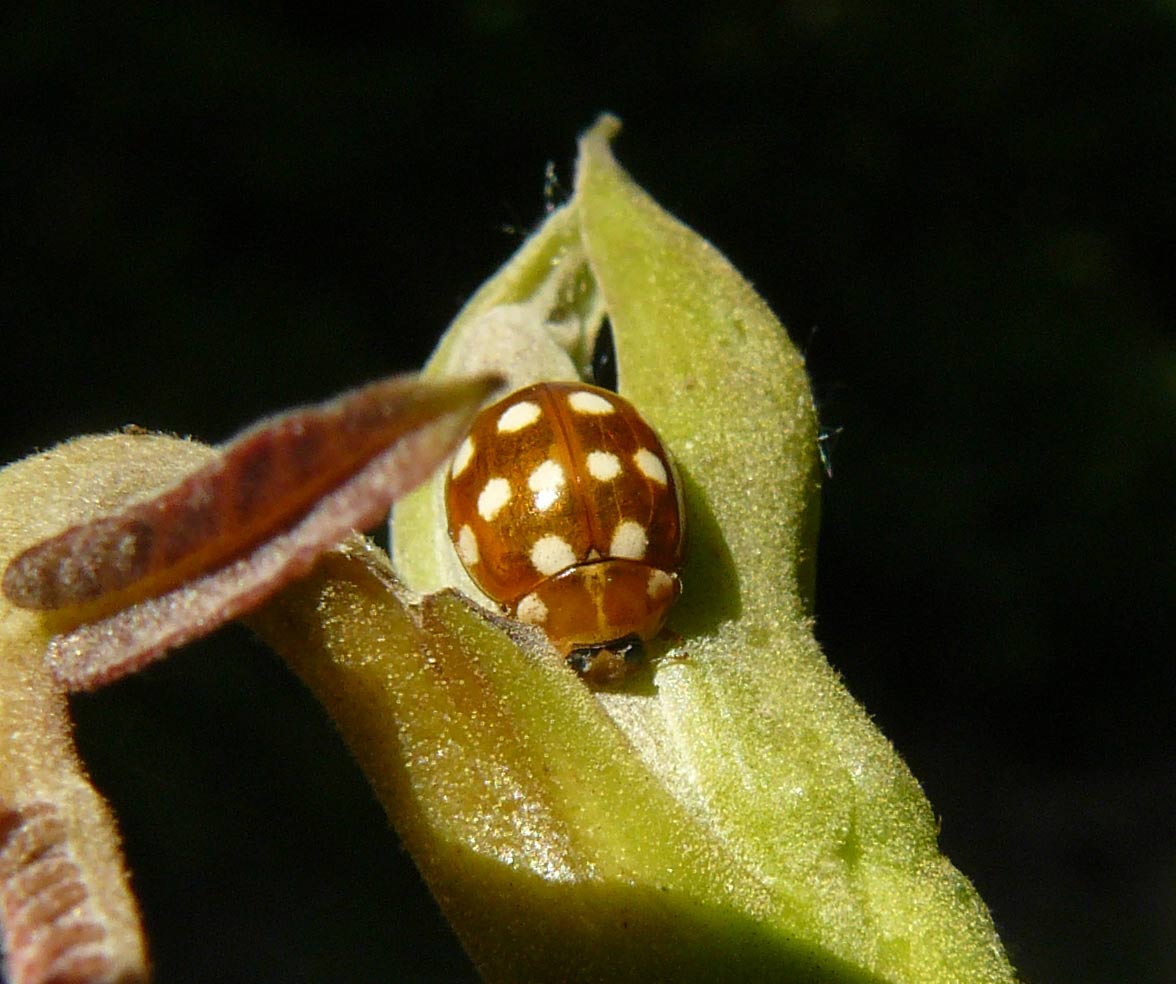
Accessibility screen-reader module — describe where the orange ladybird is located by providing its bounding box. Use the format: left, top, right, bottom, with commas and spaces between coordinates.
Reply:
444, 382, 684, 683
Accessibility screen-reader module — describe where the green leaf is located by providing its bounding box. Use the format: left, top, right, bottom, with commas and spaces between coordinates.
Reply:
0, 433, 214, 984
368, 115, 1017, 982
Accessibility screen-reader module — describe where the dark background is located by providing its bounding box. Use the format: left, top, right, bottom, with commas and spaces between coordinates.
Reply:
3, 3, 1173, 982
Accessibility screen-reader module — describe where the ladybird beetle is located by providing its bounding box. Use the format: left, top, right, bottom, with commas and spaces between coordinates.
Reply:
444, 381, 684, 683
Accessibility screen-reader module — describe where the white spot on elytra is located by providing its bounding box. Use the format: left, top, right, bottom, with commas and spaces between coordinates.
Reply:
567, 390, 614, 415
647, 568, 674, 599
456, 525, 479, 566
497, 401, 541, 433
528, 460, 565, 511
530, 535, 576, 576
517, 592, 548, 626
610, 520, 647, 560
586, 450, 621, 481
634, 448, 667, 485
477, 477, 511, 521
450, 436, 474, 478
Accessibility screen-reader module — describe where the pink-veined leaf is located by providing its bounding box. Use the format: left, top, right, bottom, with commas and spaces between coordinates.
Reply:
2, 372, 497, 691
